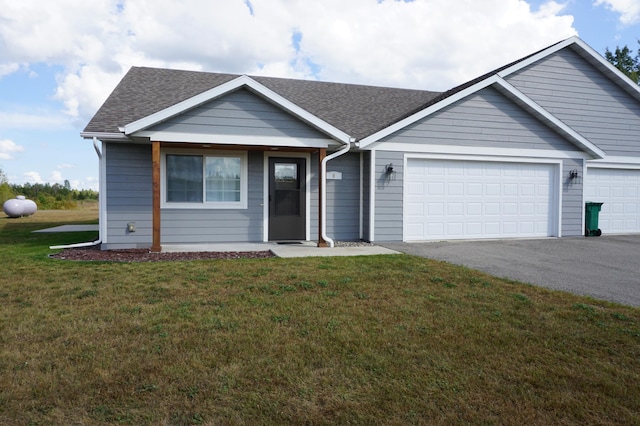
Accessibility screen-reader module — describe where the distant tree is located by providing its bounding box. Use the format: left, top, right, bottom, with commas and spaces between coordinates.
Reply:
604, 41, 640, 84
0, 167, 15, 204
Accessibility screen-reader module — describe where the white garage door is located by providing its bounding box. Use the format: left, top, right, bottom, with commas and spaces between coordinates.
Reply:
405, 159, 557, 241
585, 168, 640, 234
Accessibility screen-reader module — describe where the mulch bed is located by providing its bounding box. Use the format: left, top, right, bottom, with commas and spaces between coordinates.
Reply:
49, 246, 275, 262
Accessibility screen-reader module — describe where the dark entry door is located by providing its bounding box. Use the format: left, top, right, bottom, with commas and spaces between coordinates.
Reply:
269, 157, 306, 241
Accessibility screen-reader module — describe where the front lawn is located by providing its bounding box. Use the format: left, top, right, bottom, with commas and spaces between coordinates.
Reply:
1, 211, 639, 425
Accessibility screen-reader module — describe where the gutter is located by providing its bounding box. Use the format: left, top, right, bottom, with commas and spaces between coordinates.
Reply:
320, 138, 354, 247
50, 137, 103, 250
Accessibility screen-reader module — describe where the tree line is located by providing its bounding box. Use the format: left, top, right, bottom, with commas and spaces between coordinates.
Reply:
605, 40, 640, 84
1, 168, 98, 210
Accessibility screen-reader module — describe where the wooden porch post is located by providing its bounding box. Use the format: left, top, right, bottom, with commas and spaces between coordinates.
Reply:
151, 141, 161, 252
317, 148, 328, 247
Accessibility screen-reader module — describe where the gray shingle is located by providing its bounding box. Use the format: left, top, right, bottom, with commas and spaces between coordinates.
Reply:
83, 66, 440, 140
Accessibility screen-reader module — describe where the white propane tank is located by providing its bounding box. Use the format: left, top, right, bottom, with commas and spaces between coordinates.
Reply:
3, 195, 38, 218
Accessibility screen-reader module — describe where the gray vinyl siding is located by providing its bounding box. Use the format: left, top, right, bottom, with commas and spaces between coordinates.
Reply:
104, 143, 153, 248
310, 152, 319, 239
381, 86, 581, 152
325, 152, 360, 240
149, 88, 328, 140
362, 151, 371, 241
374, 151, 404, 242
507, 48, 640, 157
104, 145, 265, 247
161, 151, 263, 243
562, 158, 585, 237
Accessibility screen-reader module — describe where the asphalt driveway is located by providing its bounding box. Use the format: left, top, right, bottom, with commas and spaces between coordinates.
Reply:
381, 235, 640, 307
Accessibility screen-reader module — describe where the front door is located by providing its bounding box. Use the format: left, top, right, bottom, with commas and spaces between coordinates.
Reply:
269, 157, 306, 241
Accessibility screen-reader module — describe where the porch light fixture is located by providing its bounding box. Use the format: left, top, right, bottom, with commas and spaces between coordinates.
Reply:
386, 163, 394, 174
569, 169, 579, 180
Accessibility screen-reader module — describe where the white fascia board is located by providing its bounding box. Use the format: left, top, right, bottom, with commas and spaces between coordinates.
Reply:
135, 131, 334, 148
358, 76, 501, 148
494, 77, 606, 159
587, 156, 640, 169
372, 142, 591, 160
124, 75, 352, 144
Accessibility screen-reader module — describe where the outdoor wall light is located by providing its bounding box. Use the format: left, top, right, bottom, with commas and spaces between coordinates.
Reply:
386, 163, 394, 174
569, 169, 579, 180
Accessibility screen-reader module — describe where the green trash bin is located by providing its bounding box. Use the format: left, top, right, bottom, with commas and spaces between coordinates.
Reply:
585, 202, 604, 237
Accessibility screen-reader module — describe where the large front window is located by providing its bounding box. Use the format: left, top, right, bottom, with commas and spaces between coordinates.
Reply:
163, 150, 247, 209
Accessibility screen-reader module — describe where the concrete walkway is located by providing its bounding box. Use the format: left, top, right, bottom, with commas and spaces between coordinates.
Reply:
33, 225, 99, 233
163, 242, 400, 258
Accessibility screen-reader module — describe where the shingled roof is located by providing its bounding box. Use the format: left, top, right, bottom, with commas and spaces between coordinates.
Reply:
84, 38, 579, 141
83, 67, 441, 140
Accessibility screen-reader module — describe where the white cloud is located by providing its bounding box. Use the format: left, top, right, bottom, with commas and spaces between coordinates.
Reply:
595, 0, 640, 25
23, 171, 43, 184
50, 170, 63, 183
0, 112, 72, 130
0, 0, 579, 124
57, 163, 73, 169
0, 139, 24, 160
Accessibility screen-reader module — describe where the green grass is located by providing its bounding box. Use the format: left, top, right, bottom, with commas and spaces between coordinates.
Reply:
1, 211, 640, 425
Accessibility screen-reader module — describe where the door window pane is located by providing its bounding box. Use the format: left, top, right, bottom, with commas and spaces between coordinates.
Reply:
274, 163, 300, 215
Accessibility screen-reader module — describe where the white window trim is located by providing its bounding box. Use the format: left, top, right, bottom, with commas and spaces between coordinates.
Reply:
161, 148, 248, 209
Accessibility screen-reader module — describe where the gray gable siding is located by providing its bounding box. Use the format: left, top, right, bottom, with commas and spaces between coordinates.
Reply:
104, 143, 153, 249
506, 48, 640, 157
381, 86, 581, 152
148, 88, 328, 140
374, 151, 404, 242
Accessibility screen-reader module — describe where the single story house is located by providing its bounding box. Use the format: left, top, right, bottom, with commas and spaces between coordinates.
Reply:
82, 36, 640, 251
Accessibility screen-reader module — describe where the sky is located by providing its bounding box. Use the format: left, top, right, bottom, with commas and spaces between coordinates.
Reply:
1, 0, 640, 191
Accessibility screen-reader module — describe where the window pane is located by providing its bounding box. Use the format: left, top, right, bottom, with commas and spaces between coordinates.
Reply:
205, 157, 241, 202
167, 155, 203, 202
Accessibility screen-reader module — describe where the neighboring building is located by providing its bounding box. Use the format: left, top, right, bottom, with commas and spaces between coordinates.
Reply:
82, 36, 640, 250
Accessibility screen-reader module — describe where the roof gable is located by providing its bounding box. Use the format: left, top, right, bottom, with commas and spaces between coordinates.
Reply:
124, 74, 353, 144
358, 37, 620, 159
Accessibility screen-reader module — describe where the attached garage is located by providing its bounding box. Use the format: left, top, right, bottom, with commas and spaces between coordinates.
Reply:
585, 168, 640, 234
404, 158, 559, 241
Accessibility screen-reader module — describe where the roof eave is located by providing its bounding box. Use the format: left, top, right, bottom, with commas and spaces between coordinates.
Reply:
80, 131, 129, 141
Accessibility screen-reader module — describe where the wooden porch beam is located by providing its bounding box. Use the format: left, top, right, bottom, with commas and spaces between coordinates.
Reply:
151, 141, 161, 252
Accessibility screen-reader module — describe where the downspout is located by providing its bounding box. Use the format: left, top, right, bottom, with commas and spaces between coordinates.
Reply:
50, 137, 103, 250
320, 138, 354, 247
